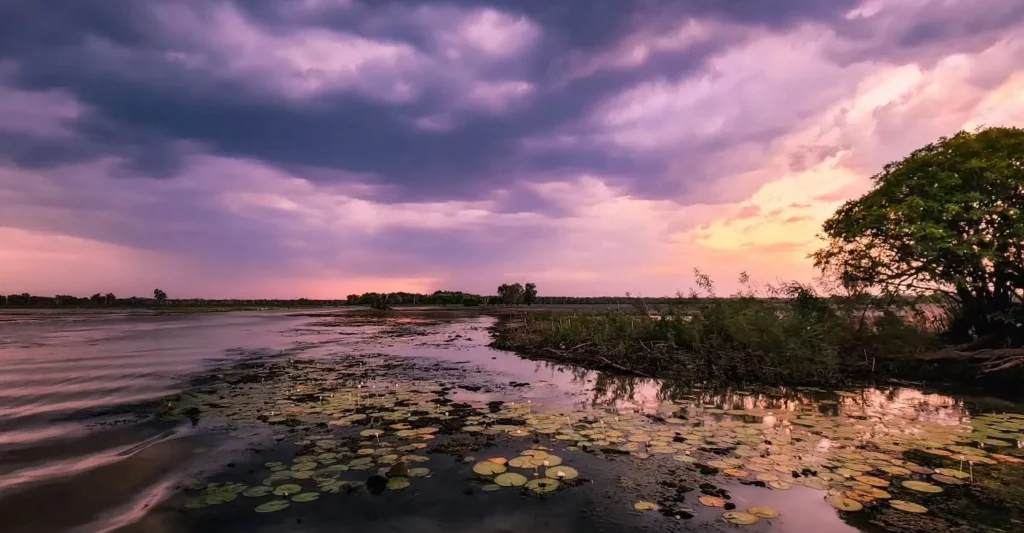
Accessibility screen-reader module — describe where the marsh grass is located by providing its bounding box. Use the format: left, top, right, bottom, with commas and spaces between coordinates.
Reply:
492, 282, 941, 386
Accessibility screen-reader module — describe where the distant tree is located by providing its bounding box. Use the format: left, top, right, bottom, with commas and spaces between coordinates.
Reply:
497, 283, 525, 305
90, 293, 103, 304
104, 293, 116, 304
153, 289, 167, 304
7, 293, 30, 305
346, 294, 359, 304
523, 282, 538, 305
813, 127, 1024, 346
389, 293, 403, 305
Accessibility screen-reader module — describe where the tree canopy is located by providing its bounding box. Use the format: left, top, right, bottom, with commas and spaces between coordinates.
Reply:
813, 127, 1024, 345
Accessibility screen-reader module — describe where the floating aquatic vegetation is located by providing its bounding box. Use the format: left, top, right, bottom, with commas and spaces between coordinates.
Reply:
634, 501, 659, 511
546, 466, 578, 480
472, 462, 506, 476
178, 346, 1024, 533
889, 500, 928, 513
901, 481, 944, 493
386, 477, 410, 490
272, 484, 302, 496
291, 492, 320, 502
723, 511, 758, 525
826, 494, 864, 512
255, 500, 290, 513
494, 473, 528, 487
699, 496, 726, 507
525, 478, 560, 493
242, 486, 272, 497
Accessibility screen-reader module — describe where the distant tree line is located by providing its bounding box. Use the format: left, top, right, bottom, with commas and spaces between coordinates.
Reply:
0, 281, 946, 309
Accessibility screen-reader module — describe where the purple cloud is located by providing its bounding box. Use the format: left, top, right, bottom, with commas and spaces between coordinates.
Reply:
0, 0, 1022, 297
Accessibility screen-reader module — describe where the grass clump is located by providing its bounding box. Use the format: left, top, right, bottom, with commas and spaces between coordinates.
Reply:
492, 271, 941, 386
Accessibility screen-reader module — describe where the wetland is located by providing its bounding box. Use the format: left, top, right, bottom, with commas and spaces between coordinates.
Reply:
1, 308, 1023, 533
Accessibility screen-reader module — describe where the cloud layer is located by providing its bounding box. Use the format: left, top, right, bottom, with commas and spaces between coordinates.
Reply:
1, 0, 1022, 297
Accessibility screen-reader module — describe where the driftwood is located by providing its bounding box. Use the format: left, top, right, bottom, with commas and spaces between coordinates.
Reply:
883, 347, 1024, 378
540, 346, 653, 378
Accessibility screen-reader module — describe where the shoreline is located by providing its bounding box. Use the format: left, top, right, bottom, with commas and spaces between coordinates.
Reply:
487, 314, 1024, 400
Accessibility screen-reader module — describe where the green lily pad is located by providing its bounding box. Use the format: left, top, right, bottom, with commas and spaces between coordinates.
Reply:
546, 466, 579, 480
242, 486, 273, 497
934, 468, 970, 480
255, 500, 290, 513
473, 462, 506, 476
494, 472, 528, 487
291, 492, 320, 502
387, 477, 410, 490
525, 478, 560, 493
273, 484, 302, 496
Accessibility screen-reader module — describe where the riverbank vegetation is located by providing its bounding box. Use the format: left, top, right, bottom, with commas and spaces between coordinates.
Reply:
494, 128, 1024, 389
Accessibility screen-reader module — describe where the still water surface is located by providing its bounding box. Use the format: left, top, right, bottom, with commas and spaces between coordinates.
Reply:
1, 310, 1021, 533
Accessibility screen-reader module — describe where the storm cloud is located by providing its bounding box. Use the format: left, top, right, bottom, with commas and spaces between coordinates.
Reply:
1, 0, 1022, 297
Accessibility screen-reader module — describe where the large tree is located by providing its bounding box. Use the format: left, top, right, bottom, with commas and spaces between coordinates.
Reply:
813, 127, 1024, 346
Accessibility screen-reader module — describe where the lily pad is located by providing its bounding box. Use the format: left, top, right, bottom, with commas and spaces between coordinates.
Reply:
272, 484, 302, 496
890, 500, 928, 513
826, 494, 864, 512
901, 481, 943, 493
546, 466, 579, 480
255, 500, 290, 513
242, 486, 273, 497
525, 478, 560, 493
634, 501, 660, 511
494, 472, 528, 487
934, 468, 970, 480
473, 462, 507, 476
386, 477, 410, 490
291, 492, 320, 502
723, 511, 758, 525
931, 474, 964, 485
699, 496, 726, 507
408, 467, 430, 477
879, 466, 912, 476
748, 506, 780, 519
854, 475, 890, 488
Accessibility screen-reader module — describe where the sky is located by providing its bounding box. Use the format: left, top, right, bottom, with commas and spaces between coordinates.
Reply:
1, 0, 1023, 299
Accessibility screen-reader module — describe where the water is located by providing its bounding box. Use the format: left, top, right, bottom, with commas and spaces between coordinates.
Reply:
1, 310, 1021, 533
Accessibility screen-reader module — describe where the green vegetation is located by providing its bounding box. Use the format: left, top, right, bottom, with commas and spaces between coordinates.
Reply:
814, 127, 1023, 348
492, 272, 941, 385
